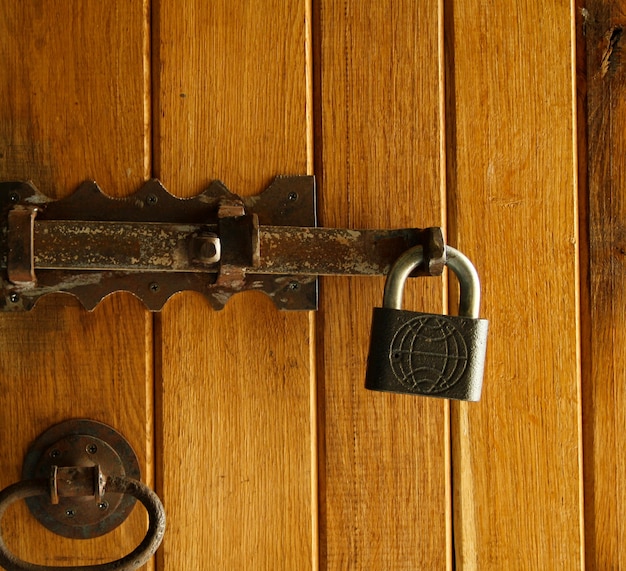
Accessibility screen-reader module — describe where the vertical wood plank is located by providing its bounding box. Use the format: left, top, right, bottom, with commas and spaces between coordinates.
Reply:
0, 0, 152, 567
153, 1, 315, 568
315, 1, 450, 568
446, 0, 584, 568
581, 1, 626, 567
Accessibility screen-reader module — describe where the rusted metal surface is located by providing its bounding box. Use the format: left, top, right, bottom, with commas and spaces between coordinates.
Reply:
257, 226, 444, 276
22, 419, 140, 539
0, 176, 445, 311
7, 206, 38, 285
30, 222, 443, 277
34, 220, 221, 272
49, 465, 105, 504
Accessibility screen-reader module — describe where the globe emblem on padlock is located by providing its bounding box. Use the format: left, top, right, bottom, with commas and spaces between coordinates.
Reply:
389, 315, 468, 394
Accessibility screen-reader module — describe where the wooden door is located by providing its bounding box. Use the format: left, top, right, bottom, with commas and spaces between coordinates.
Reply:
0, 1, 621, 570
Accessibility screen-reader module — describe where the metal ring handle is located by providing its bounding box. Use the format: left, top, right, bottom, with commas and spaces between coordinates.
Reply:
0, 476, 165, 571
383, 245, 481, 317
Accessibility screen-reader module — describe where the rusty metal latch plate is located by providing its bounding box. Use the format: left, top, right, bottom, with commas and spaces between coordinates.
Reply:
0, 176, 445, 311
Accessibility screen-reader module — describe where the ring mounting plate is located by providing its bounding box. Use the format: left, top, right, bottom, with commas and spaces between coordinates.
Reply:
22, 419, 140, 539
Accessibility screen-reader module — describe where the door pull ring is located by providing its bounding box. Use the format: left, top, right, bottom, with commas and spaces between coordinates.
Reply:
0, 420, 165, 571
0, 475, 165, 571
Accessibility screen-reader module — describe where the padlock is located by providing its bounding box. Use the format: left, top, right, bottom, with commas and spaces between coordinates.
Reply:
365, 245, 488, 401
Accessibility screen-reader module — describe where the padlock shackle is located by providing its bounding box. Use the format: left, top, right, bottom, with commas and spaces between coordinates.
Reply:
383, 245, 481, 318
445, 246, 480, 318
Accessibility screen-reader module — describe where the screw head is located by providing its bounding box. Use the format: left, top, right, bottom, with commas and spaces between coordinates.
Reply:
9, 293, 19, 303
146, 194, 158, 205
288, 281, 300, 291
287, 192, 298, 202
149, 282, 160, 293
86, 443, 98, 454
98, 501, 109, 511
8, 192, 20, 203
49, 449, 61, 459
65, 509, 76, 518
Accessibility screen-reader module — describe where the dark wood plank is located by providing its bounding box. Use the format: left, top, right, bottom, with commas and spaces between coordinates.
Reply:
581, 1, 626, 567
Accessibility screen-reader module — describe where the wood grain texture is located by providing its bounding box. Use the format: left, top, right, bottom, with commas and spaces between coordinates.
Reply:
581, 1, 626, 568
446, 0, 584, 568
152, 1, 315, 568
0, 0, 152, 567
315, 1, 450, 568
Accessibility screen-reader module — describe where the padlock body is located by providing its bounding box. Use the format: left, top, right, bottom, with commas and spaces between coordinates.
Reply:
366, 307, 488, 401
